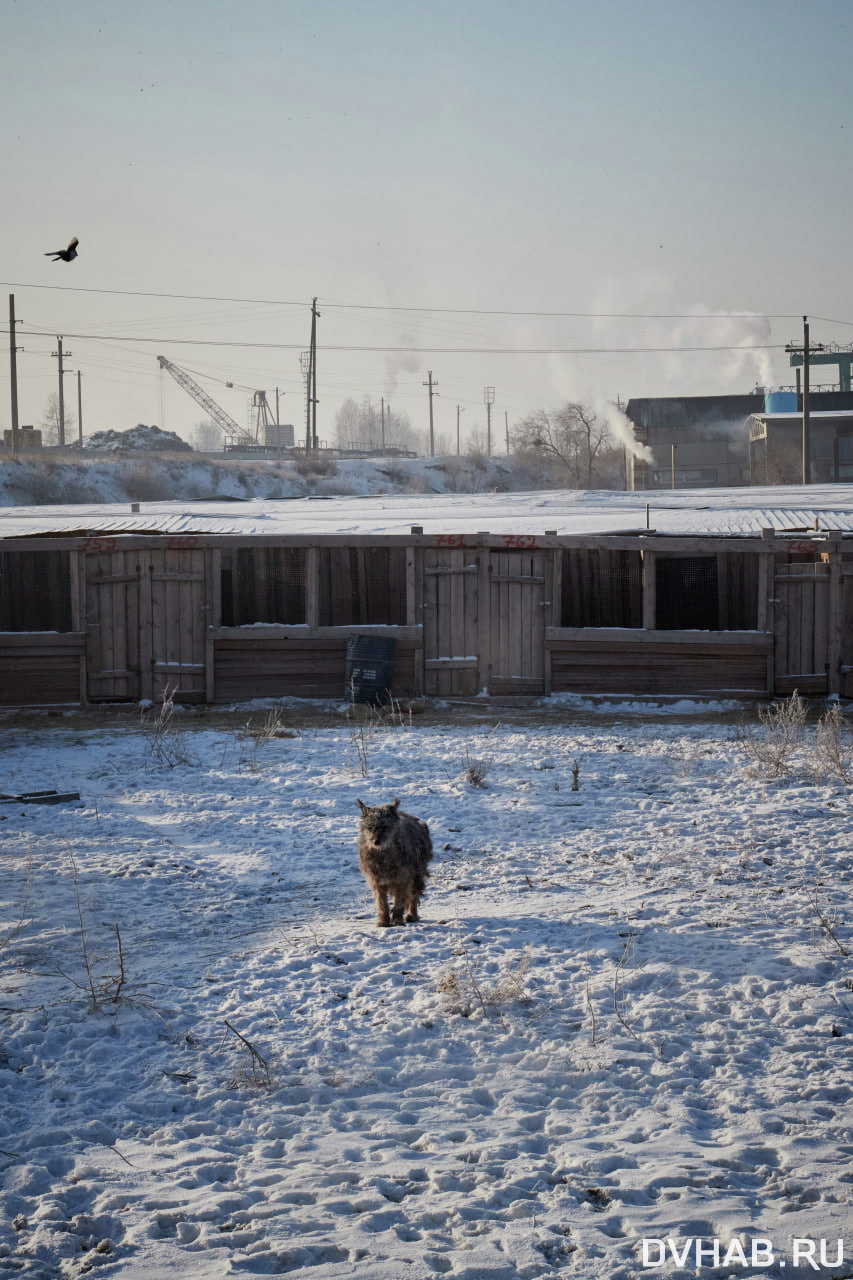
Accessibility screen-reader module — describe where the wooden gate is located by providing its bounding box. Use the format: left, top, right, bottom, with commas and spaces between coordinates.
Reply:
86, 547, 207, 702
487, 550, 550, 696
422, 547, 481, 696
773, 560, 831, 695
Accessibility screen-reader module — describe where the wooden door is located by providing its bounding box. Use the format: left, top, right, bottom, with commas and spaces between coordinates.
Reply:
773, 560, 830, 694
85, 550, 143, 701
422, 547, 481, 696
149, 548, 207, 701
86, 548, 207, 702
488, 551, 549, 696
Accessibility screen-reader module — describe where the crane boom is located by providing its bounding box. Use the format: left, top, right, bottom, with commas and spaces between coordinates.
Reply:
157, 356, 253, 447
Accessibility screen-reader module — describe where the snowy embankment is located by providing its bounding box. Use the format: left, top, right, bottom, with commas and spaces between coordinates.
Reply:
0, 701, 851, 1279
0, 453, 523, 508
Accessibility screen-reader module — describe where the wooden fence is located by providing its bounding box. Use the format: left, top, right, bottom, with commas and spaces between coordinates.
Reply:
0, 529, 848, 706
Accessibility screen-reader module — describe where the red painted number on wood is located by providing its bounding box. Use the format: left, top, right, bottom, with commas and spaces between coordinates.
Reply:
435, 534, 464, 547
82, 537, 117, 552
502, 534, 537, 549
167, 536, 199, 549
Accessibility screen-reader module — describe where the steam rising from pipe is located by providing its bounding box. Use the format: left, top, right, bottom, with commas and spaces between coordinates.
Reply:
598, 400, 654, 462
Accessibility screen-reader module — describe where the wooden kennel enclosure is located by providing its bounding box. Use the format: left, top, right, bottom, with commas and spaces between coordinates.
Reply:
1, 521, 851, 708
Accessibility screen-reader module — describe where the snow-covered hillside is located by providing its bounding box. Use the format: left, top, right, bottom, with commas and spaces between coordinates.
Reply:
1, 699, 851, 1278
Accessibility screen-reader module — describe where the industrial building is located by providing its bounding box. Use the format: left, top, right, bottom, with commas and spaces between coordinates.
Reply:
624, 395, 762, 489
625, 390, 853, 490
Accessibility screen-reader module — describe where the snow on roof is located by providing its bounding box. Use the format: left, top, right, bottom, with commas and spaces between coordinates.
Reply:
750, 411, 853, 422
2, 484, 853, 539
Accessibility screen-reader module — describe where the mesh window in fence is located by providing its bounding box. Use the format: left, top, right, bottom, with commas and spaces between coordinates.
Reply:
0, 551, 73, 632
221, 548, 307, 626
656, 556, 719, 630
319, 547, 407, 626
561, 549, 643, 628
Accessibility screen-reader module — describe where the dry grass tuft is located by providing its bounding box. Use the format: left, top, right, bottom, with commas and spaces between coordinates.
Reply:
437, 944, 531, 1016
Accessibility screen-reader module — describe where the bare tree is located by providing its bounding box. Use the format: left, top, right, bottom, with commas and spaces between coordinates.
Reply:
191, 419, 223, 453
334, 396, 417, 453
512, 402, 621, 489
465, 426, 490, 468
40, 391, 76, 446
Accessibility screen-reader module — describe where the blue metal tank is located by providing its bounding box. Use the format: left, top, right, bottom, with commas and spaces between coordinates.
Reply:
765, 391, 798, 413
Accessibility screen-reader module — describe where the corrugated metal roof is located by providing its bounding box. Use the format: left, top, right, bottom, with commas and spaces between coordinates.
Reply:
2, 485, 853, 539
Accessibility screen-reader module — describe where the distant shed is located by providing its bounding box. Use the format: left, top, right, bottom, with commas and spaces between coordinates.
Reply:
1, 487, 852, 706
748, 411, 853, 485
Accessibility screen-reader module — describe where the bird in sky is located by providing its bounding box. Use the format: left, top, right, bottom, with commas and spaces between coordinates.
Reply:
44, 237, 79, 263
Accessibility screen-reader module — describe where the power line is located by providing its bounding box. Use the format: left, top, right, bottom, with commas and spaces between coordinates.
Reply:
0, 281, 307, 307
0, 327, 787, 355
809, 315, 853, 329
0, 280, 838, 323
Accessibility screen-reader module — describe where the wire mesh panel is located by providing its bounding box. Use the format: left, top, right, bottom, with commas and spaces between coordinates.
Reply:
656, 556, 719, 631
0, 550, 72, 632
318, 547, 407, 626
561, 549, 642, 628
221, 548, 306, 626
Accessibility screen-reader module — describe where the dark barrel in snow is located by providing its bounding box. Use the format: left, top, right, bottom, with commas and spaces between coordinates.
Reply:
345, 634, 397, 705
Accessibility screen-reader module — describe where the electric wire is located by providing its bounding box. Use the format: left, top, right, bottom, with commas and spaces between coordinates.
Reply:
3, 328, 786, 355
4, 279, 848, 324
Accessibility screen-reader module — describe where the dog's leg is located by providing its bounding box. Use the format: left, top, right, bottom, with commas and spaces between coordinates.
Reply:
405, 872, 425, 922
373, 885, 391, 928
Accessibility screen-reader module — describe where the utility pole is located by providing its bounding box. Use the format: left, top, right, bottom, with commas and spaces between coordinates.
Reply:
484, 386, 495, 457
76, 370, 83, 446
456, 404, 465, 456
381, 396, 385, 450
786, 317, 824, 484
303, 297, 319, 451
505, 409, 510, 455
311, 298, 319, 451
300, 350, 311, 452
8, 294, 21, 455
275, 387, 280, 426
52, 336, 71, 447
423, 371, 438, 457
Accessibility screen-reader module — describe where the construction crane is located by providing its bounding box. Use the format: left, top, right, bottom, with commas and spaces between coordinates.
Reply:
250, 390, 275, 438
157, 356, 254, 449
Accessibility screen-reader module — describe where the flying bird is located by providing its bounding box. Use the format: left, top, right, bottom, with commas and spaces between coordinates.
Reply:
44, 237, 79, 263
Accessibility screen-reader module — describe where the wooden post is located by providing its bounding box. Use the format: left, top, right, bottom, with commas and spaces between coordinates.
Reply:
758, 530, 776, 695
205, 548, 221, 703
642, 551, 656, 630
405, 543, 417, 628
827, 535, 843, 696
477, 534, 491, 694
70, 549, 87, 704
305, 546, 319, 626
139, 557, 153, 702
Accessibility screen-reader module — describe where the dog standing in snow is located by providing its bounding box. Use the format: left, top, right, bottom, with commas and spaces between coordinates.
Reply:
357, 798, 432, 927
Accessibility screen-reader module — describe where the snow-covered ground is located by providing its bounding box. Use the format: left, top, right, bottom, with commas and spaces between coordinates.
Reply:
1, 698, 851, 1279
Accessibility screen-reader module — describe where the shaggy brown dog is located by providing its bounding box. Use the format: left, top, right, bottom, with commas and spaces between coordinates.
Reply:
357, 798, 433, 927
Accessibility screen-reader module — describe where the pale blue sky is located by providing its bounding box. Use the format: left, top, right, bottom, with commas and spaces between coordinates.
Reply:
2, 0, 852, 448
